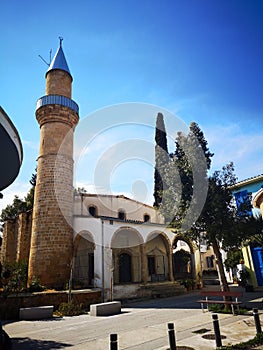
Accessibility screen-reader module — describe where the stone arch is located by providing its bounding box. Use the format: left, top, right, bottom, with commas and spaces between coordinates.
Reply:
73, 230, 95, 288
145, 231, 171, 282
111, 226, 143, 249
146, 231, 171, 248
111, 227, 143, 284
172, 234, 195, 281
172, 234, 195, 254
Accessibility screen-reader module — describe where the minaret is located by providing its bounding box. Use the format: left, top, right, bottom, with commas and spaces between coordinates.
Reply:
28, 39, 79, 288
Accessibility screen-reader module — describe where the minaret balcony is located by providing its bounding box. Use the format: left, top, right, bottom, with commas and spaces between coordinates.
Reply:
36, 94, 79, 114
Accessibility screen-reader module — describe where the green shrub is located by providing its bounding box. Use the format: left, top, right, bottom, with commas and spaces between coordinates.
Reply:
208, 303, 250, 315
28, 276, 46, 292
1, 261, 28, 293
219, 332, 263, 349
56, 301, 84, 316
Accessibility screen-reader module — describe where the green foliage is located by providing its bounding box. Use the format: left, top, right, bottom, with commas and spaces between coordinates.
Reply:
189, 122, 214, 170
242, 214, 263, 247
1, 195, 27, 221
74, 187, 87, 195
180, 278, 195, 290
56, 301, 84, 316
29, 171, 37, 187
238, 269, 250, 287
0, 170, 36, 222
208, 303, 249, 315
174, 249, 191, 263
160, 122, 212, 227
28, 276, 46, 292
153, 113, 169, 208
0, 262, 46, 294
1, 261, 28, 293
158, 120, 257, 293
219, 332, 263, 349
192, 162, 254, 252
224, 250, 243, 271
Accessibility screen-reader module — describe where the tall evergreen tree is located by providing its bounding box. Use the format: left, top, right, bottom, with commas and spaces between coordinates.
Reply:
153, 113, 169, 208
189, 122, 214, 170
160, 119, 258, 293
160, 122, 212, 227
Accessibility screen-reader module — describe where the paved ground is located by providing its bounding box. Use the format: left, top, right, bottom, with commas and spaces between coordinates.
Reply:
2, 286, 263, 350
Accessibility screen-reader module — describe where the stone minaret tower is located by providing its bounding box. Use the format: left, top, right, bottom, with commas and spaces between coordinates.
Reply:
28, 39, 79, 288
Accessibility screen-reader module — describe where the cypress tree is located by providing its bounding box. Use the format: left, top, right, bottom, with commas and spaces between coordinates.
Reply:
160, 122, 213, 226
189, 122, 214, 170
153, 113, 169, 208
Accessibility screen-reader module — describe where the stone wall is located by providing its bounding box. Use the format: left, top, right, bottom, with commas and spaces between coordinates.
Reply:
1, 219, 17, 265
0, 289, 101, 320
17, 211, 32, 262
1, 211, 32, 266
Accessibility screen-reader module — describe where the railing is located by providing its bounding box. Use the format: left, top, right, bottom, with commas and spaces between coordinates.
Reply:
36, 95, 79, 114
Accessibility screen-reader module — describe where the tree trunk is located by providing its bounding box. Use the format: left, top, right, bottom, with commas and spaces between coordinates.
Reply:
212, 238, 232, 310
212, 238, 230, 292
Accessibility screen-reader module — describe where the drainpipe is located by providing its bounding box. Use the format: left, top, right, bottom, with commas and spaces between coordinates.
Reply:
198, 233, 204, 288
101, 219, 105, 302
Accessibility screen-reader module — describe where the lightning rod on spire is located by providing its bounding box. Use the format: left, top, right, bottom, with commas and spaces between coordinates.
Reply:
59, 36, 63, 47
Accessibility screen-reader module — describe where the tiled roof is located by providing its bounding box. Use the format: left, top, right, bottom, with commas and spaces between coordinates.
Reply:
231, 174, 263, 189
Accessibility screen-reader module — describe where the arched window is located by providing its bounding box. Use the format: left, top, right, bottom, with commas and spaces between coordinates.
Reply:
144, 214, 150, 222
118, 210, 126, 220
88, 206, 97, 217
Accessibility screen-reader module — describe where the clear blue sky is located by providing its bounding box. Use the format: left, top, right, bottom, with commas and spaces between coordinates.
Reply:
1, 0, 263, 210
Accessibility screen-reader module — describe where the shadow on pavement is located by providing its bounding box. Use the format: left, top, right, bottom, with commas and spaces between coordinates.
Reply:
123, 292, 201, 309
2, 317, 64, 326
123, 289, 263, 311
11, 337, 72, 349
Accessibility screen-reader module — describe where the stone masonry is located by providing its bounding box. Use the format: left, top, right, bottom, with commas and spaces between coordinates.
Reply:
1, 211, 32, 266
27, 44, 79, 289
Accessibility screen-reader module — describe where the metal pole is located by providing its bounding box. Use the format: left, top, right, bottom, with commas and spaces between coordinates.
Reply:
101, 219, 105, 302
167, 323, 176, 350
110, 333, 118, 350
253, 308, 262, 334
212, 314, 222, 347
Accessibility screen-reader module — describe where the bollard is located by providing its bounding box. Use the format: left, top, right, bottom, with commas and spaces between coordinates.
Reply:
110, 333, 118, 350
212, 314, 222, 348
253, 308, 262, 334
168, 323, 176, 350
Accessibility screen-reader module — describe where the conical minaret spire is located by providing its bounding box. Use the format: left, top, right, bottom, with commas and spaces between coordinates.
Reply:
43, 38, 75, 99
46, 37, 71, 78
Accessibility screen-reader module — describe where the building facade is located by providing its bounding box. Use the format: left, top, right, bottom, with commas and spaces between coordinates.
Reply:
1, 41, 204, 300
231, 174, 263, 287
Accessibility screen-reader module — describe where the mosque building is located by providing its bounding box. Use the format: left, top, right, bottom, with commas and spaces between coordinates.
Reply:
1, 41, 222, 300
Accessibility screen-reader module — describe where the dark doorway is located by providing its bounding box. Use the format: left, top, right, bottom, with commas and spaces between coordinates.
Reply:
173, 249, 192, 279
119, 253, 132, 283
88, 253, 94, 285
148, 256, 156, 275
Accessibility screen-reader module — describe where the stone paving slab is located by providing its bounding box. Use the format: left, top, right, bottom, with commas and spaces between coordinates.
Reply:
2, 289, 263, 349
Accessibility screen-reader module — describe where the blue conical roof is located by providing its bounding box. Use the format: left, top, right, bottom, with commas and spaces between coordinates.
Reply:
46, 39, 71, 77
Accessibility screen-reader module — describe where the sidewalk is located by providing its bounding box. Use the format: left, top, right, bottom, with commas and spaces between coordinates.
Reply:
2, 287, 263, 349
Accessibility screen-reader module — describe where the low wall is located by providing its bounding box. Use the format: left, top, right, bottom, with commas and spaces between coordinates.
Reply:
112, 282, 186, 301
0, 289, 102, 320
